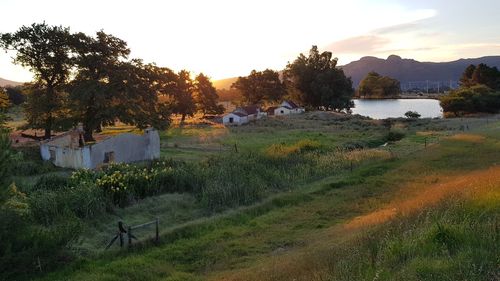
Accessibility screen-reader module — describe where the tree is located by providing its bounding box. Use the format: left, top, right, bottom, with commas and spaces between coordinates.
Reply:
171, 70, 196, 123
358, 72, 400, 98
1, 23, 73, 138
231, 69, 285, 105
0, 88, 10, 127
69, 31, 131, 141
113, 61, 173, 130
194, 73, 224, 116
5, 86, 25, 105
404, 111, 421, 119
284, 46, 354, 111
460, 63, 500, 90
440, 84, 500, 116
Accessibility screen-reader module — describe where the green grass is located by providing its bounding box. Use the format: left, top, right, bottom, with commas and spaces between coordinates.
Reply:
35, 117, 500, 281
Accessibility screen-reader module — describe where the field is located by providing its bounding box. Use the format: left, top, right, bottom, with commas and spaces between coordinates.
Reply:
5, 111, 500, 281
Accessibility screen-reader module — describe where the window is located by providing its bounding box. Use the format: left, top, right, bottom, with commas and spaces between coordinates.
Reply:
104, 151, 115, 163
229, 117, 234, 123
280, 110, 284, 114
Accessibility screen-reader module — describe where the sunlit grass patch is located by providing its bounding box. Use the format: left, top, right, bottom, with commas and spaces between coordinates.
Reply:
447, 133, 485, 143
264, 139, 321, 158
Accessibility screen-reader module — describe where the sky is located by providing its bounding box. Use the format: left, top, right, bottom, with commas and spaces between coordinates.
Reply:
1, 0, 500, 82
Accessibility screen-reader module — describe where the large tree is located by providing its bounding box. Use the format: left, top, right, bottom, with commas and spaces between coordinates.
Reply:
69, 31, 131, 141
112, 61, 172, 130
284, 46, 354, 111
0, 88, 10, 127
358, 72, 400, 98
1, 23, 73, 138
171, 70, 196, 123
231, 69, 285, 104
459, 63, 500, 90
194, 73, 224, 116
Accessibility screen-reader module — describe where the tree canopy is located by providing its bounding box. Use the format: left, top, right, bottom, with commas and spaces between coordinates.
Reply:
1, 23, 73, 138
440, 84, 500, 116
1, 23, 178, 139
440, 64, 500, 116
284, 46, 354, 111
231, 69, 285, 105
460, 63, 500, 90
358, 72, 400, 98
194, 73, 224, 116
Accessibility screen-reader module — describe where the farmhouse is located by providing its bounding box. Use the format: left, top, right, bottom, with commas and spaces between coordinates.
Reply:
222, 112, 249, 126
223, 105, 266, 126
40, 127, 160, 169
234, 105, 266, 120
273, 100, 305, 116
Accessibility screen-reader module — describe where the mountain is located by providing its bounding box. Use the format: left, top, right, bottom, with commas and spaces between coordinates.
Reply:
0, 77, 23, 87
341, 55, 500, 89
212, 77, 238, 90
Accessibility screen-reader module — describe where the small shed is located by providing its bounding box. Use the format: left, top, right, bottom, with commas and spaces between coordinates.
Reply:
222, 112, 248, 126
274, 100, 305, 115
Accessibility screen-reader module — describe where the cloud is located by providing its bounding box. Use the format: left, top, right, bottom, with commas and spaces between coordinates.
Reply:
325, 35, 391, 54
373, 22, 421, 35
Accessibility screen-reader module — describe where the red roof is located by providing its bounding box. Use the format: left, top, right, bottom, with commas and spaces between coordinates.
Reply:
284, 100, 299, 109
236, 105, 261, 115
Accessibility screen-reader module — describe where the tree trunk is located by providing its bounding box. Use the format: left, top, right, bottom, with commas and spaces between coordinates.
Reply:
83, 129, 94, 142
44, 115, 52, 139
180, 114, 186, 127
44, 127, 51, 139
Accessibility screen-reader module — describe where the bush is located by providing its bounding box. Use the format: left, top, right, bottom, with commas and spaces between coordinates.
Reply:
404, 111, 421, 119
33, 174, 69, 191
386, 130, 405, 142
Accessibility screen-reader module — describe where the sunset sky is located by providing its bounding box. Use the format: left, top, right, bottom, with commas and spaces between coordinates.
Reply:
1, 0, 499, 82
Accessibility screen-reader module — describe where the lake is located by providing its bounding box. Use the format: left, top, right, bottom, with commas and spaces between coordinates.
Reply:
351, 99, 443, 119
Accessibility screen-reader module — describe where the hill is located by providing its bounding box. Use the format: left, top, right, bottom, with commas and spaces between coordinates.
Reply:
212, 77, 238, 90
341, 55, 500, 88
0, 77, 22, 87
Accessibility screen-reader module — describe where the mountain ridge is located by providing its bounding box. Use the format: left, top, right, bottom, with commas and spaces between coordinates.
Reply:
341, 55, 500, 88
0, 77, 22, 87
212, 55, 500, 90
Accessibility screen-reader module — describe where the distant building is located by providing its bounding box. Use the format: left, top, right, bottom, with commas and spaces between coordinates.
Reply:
40, 127, 160, 169
223, 105, 266, 126
222, 112, 249, 126
273, 100, 305, 116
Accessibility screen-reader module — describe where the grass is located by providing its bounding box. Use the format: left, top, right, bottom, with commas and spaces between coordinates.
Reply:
33, 116, 500, 281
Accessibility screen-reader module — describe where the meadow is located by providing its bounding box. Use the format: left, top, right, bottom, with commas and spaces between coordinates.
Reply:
4, 111, 500, 281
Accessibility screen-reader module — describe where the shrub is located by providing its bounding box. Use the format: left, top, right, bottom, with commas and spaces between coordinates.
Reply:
33, 174, 69, 191
404, 111, 421, 119
386, 130, 405, 142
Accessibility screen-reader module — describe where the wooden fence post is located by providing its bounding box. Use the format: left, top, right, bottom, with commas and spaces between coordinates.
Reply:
128, 226, 132, 247
155, 218, 159, 242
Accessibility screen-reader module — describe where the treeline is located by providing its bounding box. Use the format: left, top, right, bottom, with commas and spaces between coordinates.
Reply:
0, 23, 223, 141
440, 64, 500, 115
229, 46, 355, 110
357, 71, 401, 98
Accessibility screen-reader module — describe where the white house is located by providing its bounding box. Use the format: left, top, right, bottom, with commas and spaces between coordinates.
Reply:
40, 127, 160, 169
234, 105, 266, 121
222, 112, 249, 126
274, 100, 305, 116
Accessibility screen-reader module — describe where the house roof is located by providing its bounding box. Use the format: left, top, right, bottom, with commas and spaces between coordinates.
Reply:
266, 106, 277, 113
238, 105, 260, 115
228, 112, 248, 117
283, 100, 299, 109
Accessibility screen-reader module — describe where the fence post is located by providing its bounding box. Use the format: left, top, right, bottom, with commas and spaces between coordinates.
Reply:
118, 221, 124, 247
424, 137, 427, 148
128, 226, 132, 247
155, 218, 159, 242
